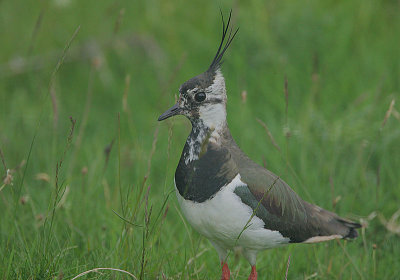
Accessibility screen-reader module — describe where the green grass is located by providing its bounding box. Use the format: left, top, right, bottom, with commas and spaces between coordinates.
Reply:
1, 0, 399, 279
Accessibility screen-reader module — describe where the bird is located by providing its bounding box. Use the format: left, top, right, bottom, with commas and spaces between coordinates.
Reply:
158, 12, 361, 280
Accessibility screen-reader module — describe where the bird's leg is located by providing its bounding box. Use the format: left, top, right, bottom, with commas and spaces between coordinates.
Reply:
248, 265, 257, 280
220, 261, 230, 280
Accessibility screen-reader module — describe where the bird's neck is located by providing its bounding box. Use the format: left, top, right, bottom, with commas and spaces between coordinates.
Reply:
183, 116, 227, 165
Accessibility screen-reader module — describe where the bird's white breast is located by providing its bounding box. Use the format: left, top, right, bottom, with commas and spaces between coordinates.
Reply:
175, 174, 290, 251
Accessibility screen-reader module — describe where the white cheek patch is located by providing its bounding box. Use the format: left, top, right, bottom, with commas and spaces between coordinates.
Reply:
199, 103, 226, 130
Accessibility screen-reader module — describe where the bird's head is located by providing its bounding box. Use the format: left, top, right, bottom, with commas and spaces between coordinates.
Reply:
158, 12, 238, 130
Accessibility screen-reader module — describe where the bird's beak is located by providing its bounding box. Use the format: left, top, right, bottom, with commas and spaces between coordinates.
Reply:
158, 103, 182, 121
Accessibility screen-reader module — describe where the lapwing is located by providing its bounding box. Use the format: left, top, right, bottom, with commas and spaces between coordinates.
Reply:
158, 12, 361, 280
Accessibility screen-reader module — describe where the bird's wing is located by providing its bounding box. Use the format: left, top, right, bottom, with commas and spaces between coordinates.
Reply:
228, 142, 360, 242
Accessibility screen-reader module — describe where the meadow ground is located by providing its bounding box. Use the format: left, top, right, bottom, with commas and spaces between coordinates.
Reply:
1, 0, 399, 279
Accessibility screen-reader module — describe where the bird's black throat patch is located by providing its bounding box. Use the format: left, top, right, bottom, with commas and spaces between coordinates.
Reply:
175, 123, 237, 203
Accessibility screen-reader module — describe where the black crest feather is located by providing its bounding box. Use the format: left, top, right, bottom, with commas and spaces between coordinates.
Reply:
208, 10, 239, 72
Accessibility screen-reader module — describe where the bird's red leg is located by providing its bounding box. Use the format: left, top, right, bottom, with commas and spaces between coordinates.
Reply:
248, 265, 257, 280
220, 261, 230, 280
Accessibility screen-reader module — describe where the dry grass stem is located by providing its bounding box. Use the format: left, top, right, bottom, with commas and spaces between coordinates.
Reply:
378, 209, 400, 235
392, 108, 400, 120
27, 5, 47, 56
71, 267, 137, 280
241, 90, 247, 103
285, 254, 291, 280
186, 248, 210, 266
305, 272, 318, 279
256, 118, 281, 152
49, 25, 81, 92
381, 99, 395, 129
56, 186, 70, 209
0, 169, 13, 192
35, 173, 51, 182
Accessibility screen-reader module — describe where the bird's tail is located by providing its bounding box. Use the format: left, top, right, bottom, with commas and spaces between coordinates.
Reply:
302, 202, 362, 243
337, 218, 361, 239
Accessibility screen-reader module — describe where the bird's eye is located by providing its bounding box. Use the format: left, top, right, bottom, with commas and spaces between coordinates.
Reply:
194, 92, 206, 102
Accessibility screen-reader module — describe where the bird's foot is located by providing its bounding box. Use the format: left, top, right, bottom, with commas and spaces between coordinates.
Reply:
221, 261, 230, 280
248, 265, 257, 280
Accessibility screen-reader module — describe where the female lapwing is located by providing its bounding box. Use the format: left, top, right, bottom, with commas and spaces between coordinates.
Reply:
158, 12, 361, 280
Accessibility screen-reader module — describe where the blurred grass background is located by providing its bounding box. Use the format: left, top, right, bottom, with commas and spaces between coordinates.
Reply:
0, 0, 399, 279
